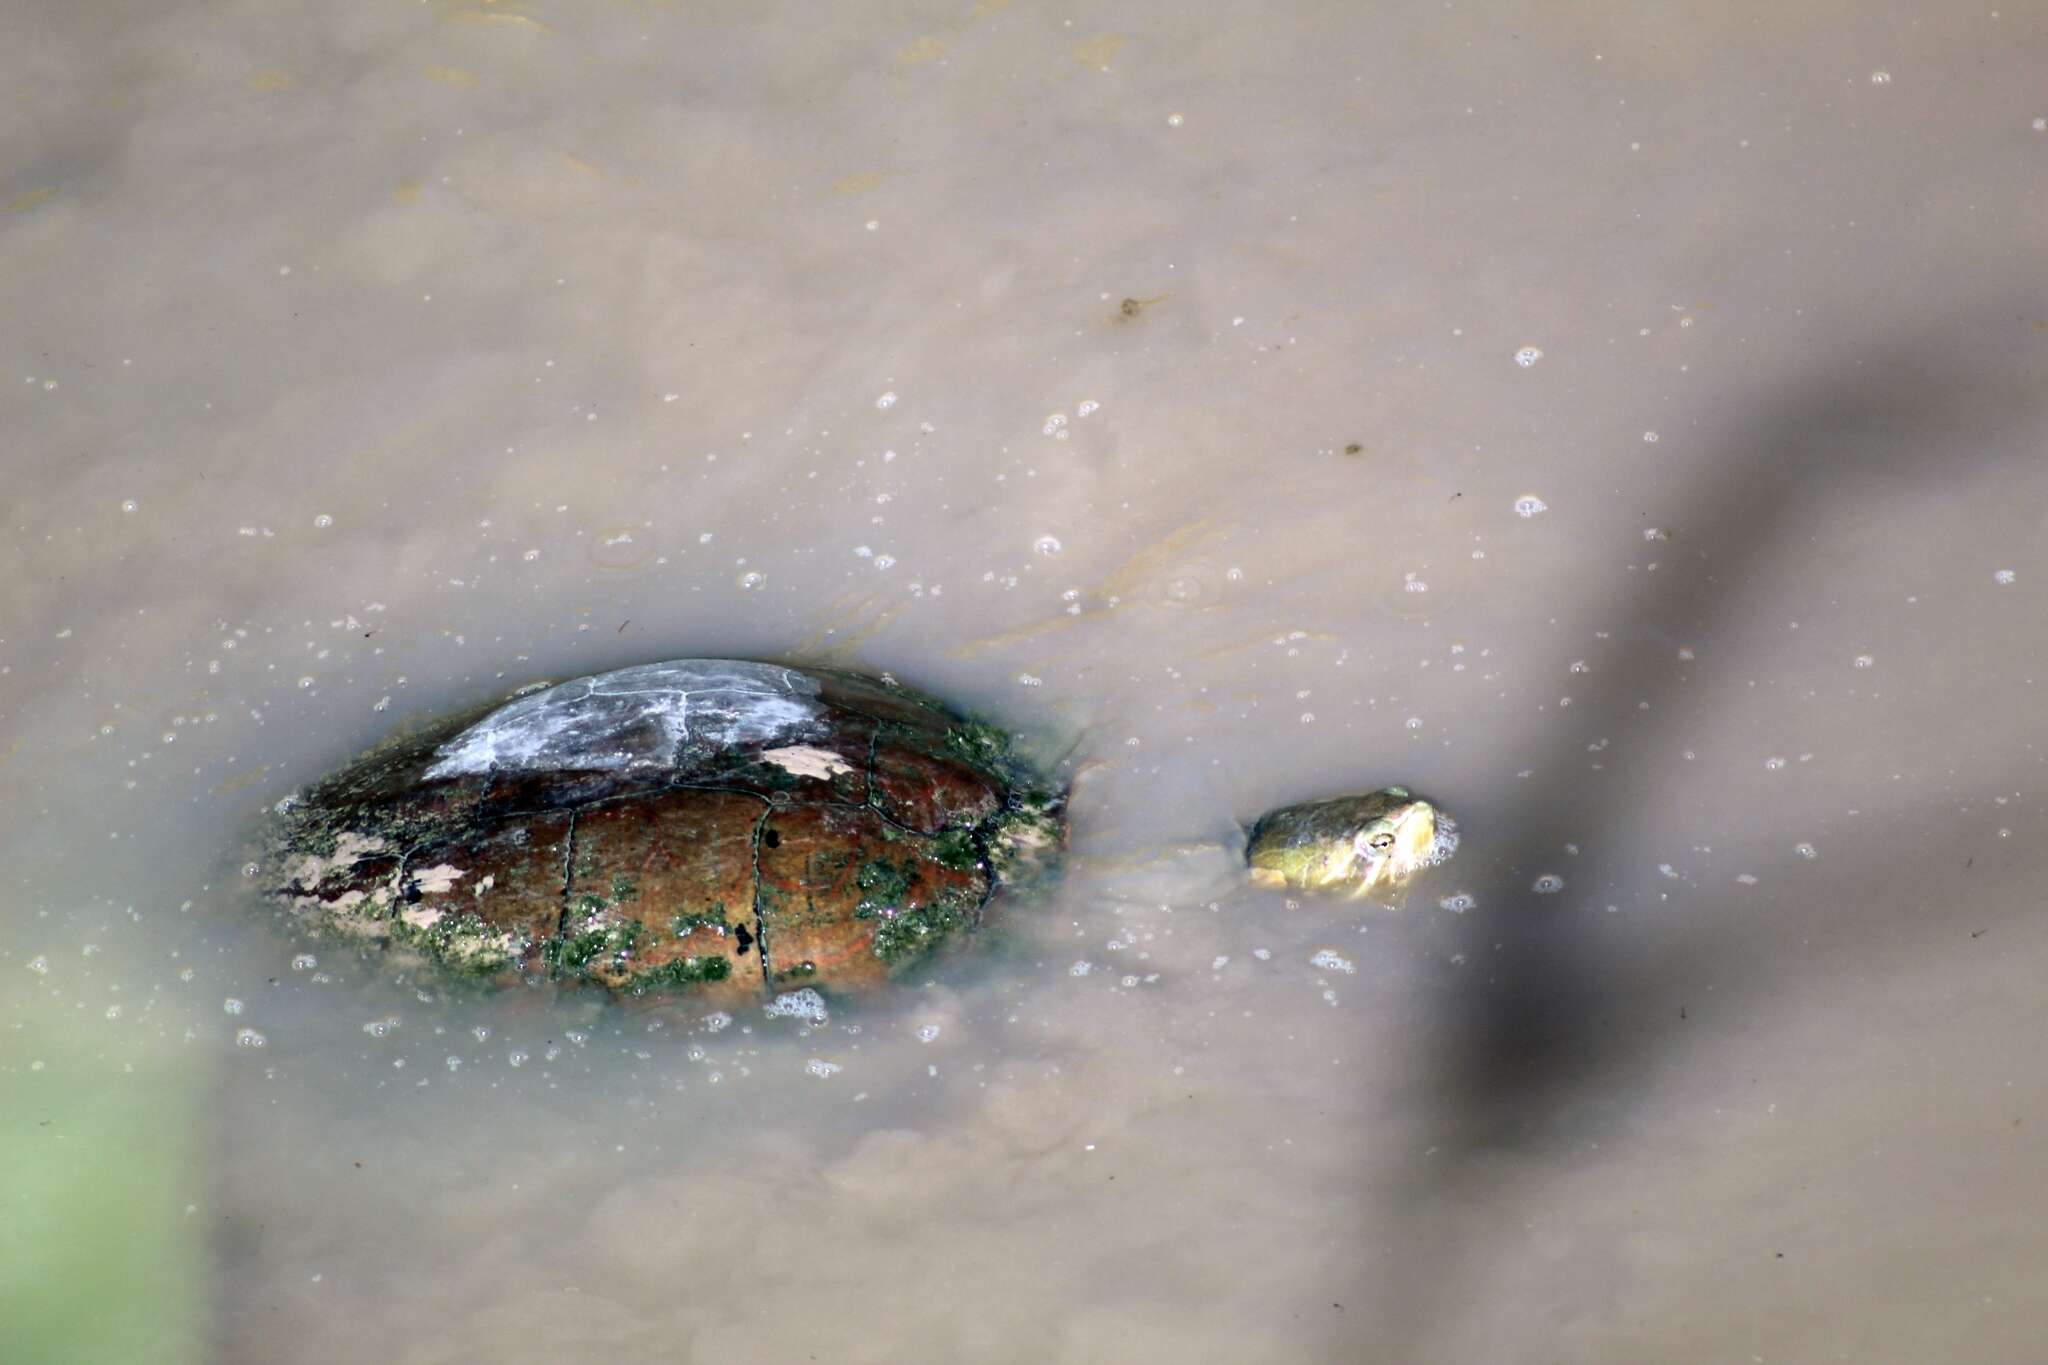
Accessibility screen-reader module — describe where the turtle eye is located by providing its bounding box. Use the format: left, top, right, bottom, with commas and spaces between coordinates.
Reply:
1365, 830, 1396, 852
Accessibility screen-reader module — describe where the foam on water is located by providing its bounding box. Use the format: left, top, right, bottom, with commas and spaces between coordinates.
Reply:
763, 989, 829, 1024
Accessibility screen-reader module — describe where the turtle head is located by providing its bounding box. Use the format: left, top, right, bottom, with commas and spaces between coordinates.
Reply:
1244, 786, 1457, 899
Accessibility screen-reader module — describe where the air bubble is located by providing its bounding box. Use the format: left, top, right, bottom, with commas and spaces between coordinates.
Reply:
1994, 569, 2017, 585
223, 998, 245, 1015
1070, 961, 1093, 976
875, 391, 898, 410
1514, 494, 1549, 518
1041, 413, 1067, 436
1531, 873, 1565, 894
804, 1058, 843, 1078
1642, 431, 1660, 443
1309, 949, 1356, 974
120, 499, 138, 514
235, 1028, 266, 1048
1033, 535, 1063, 556
291, 954, 317, 971
1869, 69, 1891, 83
736, 571, 766, 590
1162, 565, 1220, 604
508, 1051, 529, 1067
1765, 756, 1786, 771
916, 1024, 942, 1043
1853, 654, 1875, 668
313, 514, 333, 529
1514, 345, 1545, 368
1794, 842, 1818, 859
27, 956, 49, 975
1439, 892, 1477, 913
1076, 400, 1100, 417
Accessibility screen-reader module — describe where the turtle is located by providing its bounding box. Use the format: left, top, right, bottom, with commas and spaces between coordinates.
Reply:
259, 659, 1457, 1005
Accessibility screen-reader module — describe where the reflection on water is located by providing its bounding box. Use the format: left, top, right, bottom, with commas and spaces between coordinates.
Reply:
8, 1, 2048, 1361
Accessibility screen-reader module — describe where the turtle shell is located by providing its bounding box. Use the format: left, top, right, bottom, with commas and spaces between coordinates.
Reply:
260, 661, 1065, 1002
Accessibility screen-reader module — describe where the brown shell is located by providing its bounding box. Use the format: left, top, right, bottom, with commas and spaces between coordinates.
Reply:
261, 660, 1063, 1001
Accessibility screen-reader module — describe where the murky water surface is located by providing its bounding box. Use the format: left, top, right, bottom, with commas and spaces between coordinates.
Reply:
8, 3, 2048, 1361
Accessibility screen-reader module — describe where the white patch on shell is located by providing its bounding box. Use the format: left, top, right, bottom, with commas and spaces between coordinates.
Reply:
330, 914, 390, 939
284, 855, 327, 892
333, 831, 388, 863
284, 830, 389, 891
400, 906, 445, 929
409, 864, 466, 896
442, 930, 517, 965
761, 745, 854, 781
424, 660, 825, 777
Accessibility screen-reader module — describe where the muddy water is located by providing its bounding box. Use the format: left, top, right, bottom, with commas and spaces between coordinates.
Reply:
8, 3, 2048, 1362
